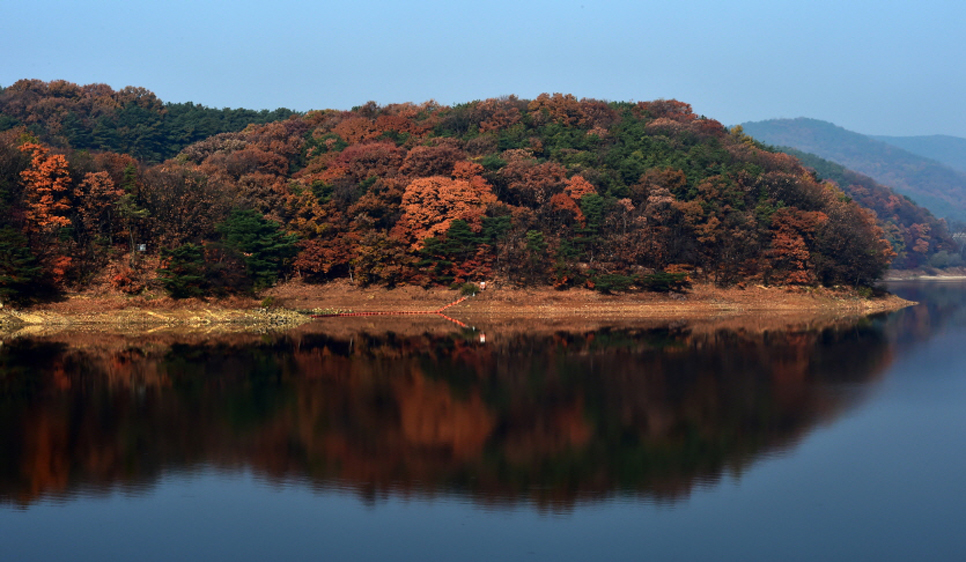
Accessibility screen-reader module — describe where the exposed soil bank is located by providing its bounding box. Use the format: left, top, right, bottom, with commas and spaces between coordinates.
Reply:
0, 280, 912, 337
269, 280, 909, 316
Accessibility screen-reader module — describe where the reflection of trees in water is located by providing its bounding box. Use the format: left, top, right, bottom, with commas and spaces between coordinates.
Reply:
0, 321, 893, 510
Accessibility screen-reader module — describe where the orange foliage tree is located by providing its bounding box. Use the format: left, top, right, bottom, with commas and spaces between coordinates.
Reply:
392, 162, 498, 248
18, 142, 72, 235
17, 142, 75, 284
766, 208, 828, 285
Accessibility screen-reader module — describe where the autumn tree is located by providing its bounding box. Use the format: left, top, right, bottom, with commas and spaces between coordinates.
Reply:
497, 160, 567, 208
813, 199, 895, 287
765, 209, 827, 285
140, 164, 231, 248
393, 162, 498, 248
74, 171, 123, 244
352, 231, 413, 287
17, 142, 74, 284
18, 142, 71, 236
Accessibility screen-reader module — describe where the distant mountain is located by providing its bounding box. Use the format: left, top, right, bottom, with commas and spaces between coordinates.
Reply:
871, 135, 966, 174
740, 118, 966, 224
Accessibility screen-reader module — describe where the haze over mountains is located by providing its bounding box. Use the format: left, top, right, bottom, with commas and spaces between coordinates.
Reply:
740, 118, 966, 225
870, 135, 966, 174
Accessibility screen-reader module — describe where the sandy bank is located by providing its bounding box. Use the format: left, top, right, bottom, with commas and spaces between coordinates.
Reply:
269, 280, 909, 316
0, 280, 913, 337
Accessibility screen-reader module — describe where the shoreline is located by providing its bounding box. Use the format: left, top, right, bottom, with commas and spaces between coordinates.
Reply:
885, 274, 966, 281
0, 281, 914, 335
884, 268, 966, 281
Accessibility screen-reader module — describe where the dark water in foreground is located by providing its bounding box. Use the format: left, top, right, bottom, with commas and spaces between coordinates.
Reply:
1, 281, 965, 561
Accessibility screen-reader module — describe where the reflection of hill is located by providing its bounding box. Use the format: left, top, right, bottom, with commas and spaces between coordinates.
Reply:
0, 320, 893, 510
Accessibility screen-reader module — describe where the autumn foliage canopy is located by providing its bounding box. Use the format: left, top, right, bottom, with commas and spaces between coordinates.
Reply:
1, 81, 946, 300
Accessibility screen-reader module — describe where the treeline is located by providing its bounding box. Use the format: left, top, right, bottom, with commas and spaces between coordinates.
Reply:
0, 83, 910, 302
778, 146, 958, 269
0, 79, 298, 163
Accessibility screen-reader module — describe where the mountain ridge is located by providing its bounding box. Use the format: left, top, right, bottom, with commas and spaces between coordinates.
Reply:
870, 134, 966, 174
740, 117, 966, 224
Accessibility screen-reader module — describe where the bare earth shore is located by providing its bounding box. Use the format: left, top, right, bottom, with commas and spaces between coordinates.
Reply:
0, 279, 913, 338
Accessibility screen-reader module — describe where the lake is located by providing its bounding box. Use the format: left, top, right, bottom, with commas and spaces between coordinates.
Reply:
2, 281, 965, 561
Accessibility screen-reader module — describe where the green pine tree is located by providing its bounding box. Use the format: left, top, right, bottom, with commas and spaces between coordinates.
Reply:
158, 243, 207, 298
0, 227, 43, 303
216, 209, 298, 290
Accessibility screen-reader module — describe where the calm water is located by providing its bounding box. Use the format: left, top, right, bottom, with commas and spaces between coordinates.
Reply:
1, 281, 965, 561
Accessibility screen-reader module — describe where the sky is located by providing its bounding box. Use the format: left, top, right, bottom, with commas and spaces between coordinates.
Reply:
3, 0, 965, 137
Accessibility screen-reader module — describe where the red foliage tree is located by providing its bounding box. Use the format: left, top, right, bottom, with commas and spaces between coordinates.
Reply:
766, 208, 828, 285
392, 164, 498, 248
18, 142, 72, 235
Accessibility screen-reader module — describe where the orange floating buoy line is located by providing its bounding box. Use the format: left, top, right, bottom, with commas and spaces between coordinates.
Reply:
311, 294, 485, 340
310, 295, 471, 319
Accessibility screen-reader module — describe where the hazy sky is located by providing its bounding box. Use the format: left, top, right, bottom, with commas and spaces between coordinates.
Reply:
3, 0, 964, 137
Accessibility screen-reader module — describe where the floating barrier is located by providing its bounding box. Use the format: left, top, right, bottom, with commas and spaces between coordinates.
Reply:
311, 295, 479, 335
311, 295, 470, 318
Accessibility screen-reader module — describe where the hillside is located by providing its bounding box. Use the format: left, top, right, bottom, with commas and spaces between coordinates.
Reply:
1, 83, 900, 303
776, 147, 957, 269
740, 118, 966, 224
871, 134, 966, 174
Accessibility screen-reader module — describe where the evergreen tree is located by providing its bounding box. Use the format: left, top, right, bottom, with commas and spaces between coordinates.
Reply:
0, 227, 43, 303
216, 209, 298, 290
157, 243, 207, 298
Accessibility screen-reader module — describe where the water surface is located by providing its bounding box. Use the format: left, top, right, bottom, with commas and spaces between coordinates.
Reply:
1, 281, 964, 560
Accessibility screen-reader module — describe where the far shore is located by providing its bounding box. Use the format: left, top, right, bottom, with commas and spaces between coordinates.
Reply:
884, 268, 966, 281
0, 280, 914, 336
886, 274, 966, 281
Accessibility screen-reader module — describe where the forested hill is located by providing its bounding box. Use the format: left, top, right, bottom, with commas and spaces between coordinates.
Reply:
0, 86, 907, 302
870, 134, 966, 174
740, 118, 966, 224
0, 79, 298, 163
772, 147, 957, 269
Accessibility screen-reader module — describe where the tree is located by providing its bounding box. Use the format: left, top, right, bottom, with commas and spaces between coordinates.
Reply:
392, 162, 498, 248
114, 164, 150, 257
520, 230, 549, 284
766, 208, 826, 285
158, 244, 207, 298
216, 209, 299, 290
563, 174, 597, 200
74, 171, 123, 244
0, 227, 43, 303
813, 200, 895, 287
352, 230, 413, 287
140, 164, 229, 248
16, 142, 74, 285
18, 142, 71, 236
